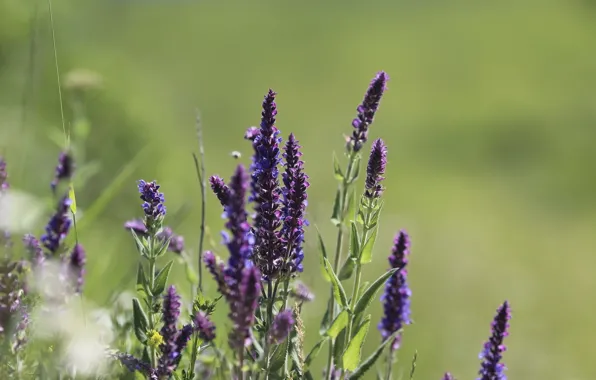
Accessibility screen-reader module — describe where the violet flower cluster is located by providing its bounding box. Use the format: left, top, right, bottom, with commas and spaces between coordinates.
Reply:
158, 286, 192, 377
51, 151, 74, 192
477, 301, 511, 380
379, 230, 412, 351
364, 138, 388, 199
40, 196, 73, 255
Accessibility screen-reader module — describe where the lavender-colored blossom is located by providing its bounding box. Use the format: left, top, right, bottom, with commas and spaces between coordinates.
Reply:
477, 301, 511, 380
195, 311, 216, 342
244, 126, 260, 141
124, 219, 147, 235
442, 373, 455, 380
51, 151, 74, 191
280, 133, 309, 275
349, 72, 389, 152
245, 126, 261, 203
137, 180, 166, 228
158, 286, 184, 377
115, 353, 152, 375
228, 266, 261, 349
41, 196, 72, 254
268, 310, 294, 344
291, 282, 315, 303
69, 244, 86, 293
204, 251, 228, 296
0, 157, 8, 191
170, 324, 193, 368
210, 176, 231, 207
379, 230, 411, 351
364, 138, 388, 199
252, 89, 283, 280
23, 234, 45, 268
124, 220, 184, 254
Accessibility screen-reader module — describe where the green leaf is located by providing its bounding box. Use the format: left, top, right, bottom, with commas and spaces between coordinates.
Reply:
132, 298, 149, 343
136, 263, 149, 298
338, 257, 356, 281
333, 152, 344, 181
324, 310, 349, 339
269, 339, 289, 372
341, 315, 371, 372
347, 155, 361, 184
323, 257, 348, 308
331, 189, 342, 226
353, 268, 398, 320
345, 188, 357, 226
304, 371, 315, 380
130, 230, 148, 257
152, 260, 174, 295
316, 227, 331, 283
349, 222, 361, 259
359, 226, 379, 264
347, 330, 401, 380
334, 327, 347, 365
319, 304, 331, 335
304, 337, 328, 368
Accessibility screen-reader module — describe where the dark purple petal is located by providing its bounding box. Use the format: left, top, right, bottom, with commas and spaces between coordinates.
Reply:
115, 353, 152, 375
364, 138, 388, 199
69, 244, 86, 294
477, 301, 511, 380
378, 230, 411, 351
194, 311, 216, 343
40, 196, 72, 254
137, 180, 166, 225
204, 251, 228, 297
348, 72, 389, 152
210, 175, 231, 207
160, 286, 181, 351
51, 151, 74, 191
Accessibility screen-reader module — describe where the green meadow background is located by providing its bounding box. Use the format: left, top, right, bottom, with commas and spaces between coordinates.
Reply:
1, 0, 596, 378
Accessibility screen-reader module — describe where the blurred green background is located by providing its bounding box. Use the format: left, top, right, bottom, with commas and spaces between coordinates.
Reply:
2, 0, 596, 378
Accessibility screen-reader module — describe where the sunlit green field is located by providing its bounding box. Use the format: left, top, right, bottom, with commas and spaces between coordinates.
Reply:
1, 1, 596, 378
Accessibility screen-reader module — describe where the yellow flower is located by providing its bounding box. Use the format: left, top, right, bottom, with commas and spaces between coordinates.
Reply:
147, 329, 164, 349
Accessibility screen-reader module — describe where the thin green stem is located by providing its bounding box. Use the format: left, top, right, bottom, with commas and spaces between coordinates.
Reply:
148, 257, 157, 369
385, 348, 394, 380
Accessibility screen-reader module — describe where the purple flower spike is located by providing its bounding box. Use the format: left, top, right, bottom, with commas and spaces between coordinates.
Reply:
365, 138, 388, 199
51, 151, 74, 191
23, 235, 45, 268
161, 286, 181, 344
40, 196, 72, 255
280, 133, 309, 275
210, 175, 231, 207
379, 230, 411, 351
137, 180, 166, 228
349, 72, 389, 152
229, 266, 261, 349
195, 311, 216, 343
252, 89, 283, 280
69, 244, 86, 294
268, 310, 294, 344
204, 251, 228, 296
443, 373, 455, 380
0, 157, 8, 191
115, 353, 152, 376
477, 301, 511, 380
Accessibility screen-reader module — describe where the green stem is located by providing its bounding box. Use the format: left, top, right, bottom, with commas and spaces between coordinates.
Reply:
148, 257, 157, 369
385, 348, 394, 380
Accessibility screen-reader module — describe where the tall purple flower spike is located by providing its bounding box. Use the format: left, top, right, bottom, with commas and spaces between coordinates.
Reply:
280, 133, 309, 274
158, 286, 186, 377
194, 311, 216, 343
228, 266, 261, 349
41, 196, 72, 254
349, 72, 389, 152
69, 244, 86, 294
252, 89, 283, 280
210, 175, 231, 207
268, 309, 294, 344
137, 180, 166, 233
364, 138, 388, 199
379, 230, 412, 351
51, 151, 74, 192
477, 301, 511, 380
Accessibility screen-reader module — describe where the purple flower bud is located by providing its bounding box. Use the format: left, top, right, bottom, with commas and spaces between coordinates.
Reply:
69, 244, 86, 294
477, 301, 511, 380
379, 230, 411, 351
252, 89, 283, 280
23, 234, 45, 268
124, 219, 148, 235
137, 180, 166, 224
365, 138, 387, 199
51, 151, 74, 192
291, 282, 315, 303
0, 157, 8, 191
442, 373, 455, 380
349, 72, 389, 152
244, 126, 260, 141
204, 251, 228, 297
157, 227, 185, 254
229, 266, 261, 349
194, 311, 216, 342
210, 175, 231, 207
41, 196, 72, 254
268, 310, 294, 344
115, 353, 152, 375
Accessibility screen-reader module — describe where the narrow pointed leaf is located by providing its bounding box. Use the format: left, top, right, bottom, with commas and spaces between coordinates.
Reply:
136, 263, 149, 297
304, 337, 328, 368
324, 309, 349, 339
152, 260, 174, 295
359, 226, 378, 264
333, 152, 344, 181
331, 189, 342, 226
338, 257, 356, 281
132, 298, 149, 343
347, 330, 401, 380
345, 188, 357, 226
316, 227, 331, 283
353, 268, 398, 320
348, 155, 361, 184
341, 315, 371, 371
349, 221, 360, 259
269, 339, 289, 372
320, 304, 331, 334
324, 257, 348, 308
